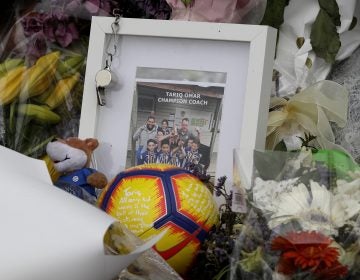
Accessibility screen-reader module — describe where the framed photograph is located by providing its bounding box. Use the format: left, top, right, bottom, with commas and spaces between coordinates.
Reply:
130, 67, 225, 176
79, 17, 277, 184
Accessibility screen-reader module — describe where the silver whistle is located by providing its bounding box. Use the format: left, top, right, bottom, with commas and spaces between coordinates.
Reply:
95, 66, 112, 106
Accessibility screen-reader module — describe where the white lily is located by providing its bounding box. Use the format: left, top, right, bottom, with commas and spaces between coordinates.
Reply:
275, 0, 360, 97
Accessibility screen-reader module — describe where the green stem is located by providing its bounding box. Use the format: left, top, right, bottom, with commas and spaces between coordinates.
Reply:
212, 264, 230, 280
23, 134, 56, 156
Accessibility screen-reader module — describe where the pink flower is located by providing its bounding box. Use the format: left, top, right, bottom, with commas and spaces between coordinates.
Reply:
65, 0, 114, 17
21, 9, 80, 57
84, 0, 102, 14
43, 13, 79, 48
166, 0, 257, 23
21, 12, 47, 37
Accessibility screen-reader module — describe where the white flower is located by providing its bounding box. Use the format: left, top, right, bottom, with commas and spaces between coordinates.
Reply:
268, 181, 360, 235
252, 177, 299, 214
274, 0, 360, 96
335, 178, 360, 218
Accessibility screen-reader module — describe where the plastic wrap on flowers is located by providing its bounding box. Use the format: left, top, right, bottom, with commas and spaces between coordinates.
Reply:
166, 0, 266, 24
0, 0, 117, 159
104, 222, 182, 280
230, 149, 360, 280
328, 46, 360, 164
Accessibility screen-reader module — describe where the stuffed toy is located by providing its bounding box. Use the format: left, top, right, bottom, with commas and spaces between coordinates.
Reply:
46, 137, 108, 204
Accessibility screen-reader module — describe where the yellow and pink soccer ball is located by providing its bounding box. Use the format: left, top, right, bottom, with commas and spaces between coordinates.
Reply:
98, 164, 219, 275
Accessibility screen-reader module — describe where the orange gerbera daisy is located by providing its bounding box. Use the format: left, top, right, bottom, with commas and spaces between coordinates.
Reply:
271, 231, 348, 279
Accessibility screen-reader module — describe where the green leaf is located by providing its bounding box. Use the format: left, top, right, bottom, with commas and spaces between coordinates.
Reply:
310, 9, 341, 63
260, 0, 290, 29
274, 140, 287, 151
318, 0, 341, 26
23, 134, 56, 157
16, 122, 55, 158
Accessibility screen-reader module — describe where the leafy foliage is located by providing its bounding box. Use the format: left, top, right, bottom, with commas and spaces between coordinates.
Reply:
260, 0, 290, 29
318, 0, 341, 26
310, 0, 341, 63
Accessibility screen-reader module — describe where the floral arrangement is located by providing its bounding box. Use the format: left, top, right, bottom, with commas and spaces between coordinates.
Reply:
0, 2, 359, 279
0, 0, 174, 159
186, 145, 360, 280
1, 1, 358, 162
0, 0, 117, 158
229, 148, 360, 280
10, 0, 118, 61
165, 0, 265, 23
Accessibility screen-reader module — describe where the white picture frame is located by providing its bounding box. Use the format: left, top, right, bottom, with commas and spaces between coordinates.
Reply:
79, 16, 277, 185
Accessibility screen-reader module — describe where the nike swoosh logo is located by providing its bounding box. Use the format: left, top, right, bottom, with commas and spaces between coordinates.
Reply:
154, 227, 201, 260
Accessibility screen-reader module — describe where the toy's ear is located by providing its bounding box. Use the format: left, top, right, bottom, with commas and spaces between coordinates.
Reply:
85, 138, 99, 151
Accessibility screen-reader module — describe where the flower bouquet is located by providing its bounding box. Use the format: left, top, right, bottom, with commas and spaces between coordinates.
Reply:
0, 0, 118, 158
230, 148, 360, 280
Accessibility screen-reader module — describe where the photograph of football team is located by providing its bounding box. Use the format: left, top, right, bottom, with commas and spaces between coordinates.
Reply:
127, 67, 226, 176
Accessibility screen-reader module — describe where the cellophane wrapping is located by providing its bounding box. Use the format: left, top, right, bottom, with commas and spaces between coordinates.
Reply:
0, 1, 120, 159
0, 2, 181, 278
166, 0, 266, 24
230, 148, 360, 280
0, 0, 173, 161
104, 221, 182, 280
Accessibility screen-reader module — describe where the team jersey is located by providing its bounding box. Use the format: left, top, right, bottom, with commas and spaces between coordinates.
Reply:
55, 168, 97, 198
157, 152, 172, 164
139, 151, 158, 164
183, 149, 202, 170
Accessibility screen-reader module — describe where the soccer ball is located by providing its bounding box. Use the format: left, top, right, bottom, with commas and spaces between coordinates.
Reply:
98, 164, 219, 275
